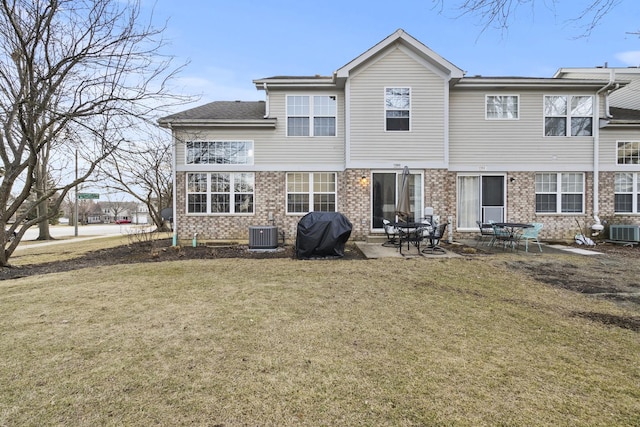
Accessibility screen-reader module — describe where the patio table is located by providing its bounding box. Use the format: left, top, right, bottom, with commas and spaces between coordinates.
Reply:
492, 222, 533, 251
393, 221, 430, 255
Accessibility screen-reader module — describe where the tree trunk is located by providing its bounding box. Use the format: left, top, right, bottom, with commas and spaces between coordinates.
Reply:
37, 215, 52, 240
35, 182, 53, 241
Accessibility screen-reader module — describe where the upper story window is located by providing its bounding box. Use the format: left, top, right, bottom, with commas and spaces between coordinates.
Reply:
186, 141, 253, 165
544, 95, 592, 136
286, 95, 336, 137
535, 172, 584, 213
286, 172, 336, 213
385, 87, 410, 131
614, 172, 640, 213
486, 95, 519, 119
617, 141, 640, 164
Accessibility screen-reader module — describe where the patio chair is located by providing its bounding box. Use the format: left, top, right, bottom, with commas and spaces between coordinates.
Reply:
422, 222, 449, 254
490, 223, 515, 250
476, 220, 494, 246
519, 222, 543, 252
382, 219, 399, 247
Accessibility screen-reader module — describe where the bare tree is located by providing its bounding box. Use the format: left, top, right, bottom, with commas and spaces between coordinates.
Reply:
433, 0, 630, 36
99, 130, 173, 231
0, 0, 186, 267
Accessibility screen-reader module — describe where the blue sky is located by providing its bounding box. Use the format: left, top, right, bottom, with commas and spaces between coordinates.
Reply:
149, 0, 640, 106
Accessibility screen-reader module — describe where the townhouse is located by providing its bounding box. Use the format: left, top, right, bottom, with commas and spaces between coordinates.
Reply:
158, 29, 640, 244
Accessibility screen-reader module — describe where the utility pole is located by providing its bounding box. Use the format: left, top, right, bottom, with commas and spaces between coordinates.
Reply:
74, 150, 78, 237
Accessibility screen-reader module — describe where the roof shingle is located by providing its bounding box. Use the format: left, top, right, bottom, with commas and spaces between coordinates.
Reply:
159, 101, 266, 122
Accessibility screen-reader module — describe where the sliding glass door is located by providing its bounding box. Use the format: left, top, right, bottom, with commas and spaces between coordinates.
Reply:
372, 171, 423, 229
457, 175, 505, 229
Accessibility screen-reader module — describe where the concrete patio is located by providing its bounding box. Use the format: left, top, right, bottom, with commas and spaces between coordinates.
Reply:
355, 237, 604, 259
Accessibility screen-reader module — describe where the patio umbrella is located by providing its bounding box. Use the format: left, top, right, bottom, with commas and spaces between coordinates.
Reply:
396, 166, 412, 222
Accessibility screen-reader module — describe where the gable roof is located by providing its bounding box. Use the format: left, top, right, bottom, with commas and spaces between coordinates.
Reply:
335, 29, 465, 82
158, 101, 275, 128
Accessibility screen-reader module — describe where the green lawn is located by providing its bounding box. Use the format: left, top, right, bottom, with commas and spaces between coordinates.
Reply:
1, 245, 639, 426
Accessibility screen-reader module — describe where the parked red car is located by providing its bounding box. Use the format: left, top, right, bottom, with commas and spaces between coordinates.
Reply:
115, 219, 131, 224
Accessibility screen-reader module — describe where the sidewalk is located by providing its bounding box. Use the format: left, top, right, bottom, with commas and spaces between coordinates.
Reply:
13, 235, 116, 251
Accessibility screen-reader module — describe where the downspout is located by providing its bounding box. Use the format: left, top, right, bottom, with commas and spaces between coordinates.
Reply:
593, 69, 616, 230
169, 123, 178, 246
263, 83, 270, 118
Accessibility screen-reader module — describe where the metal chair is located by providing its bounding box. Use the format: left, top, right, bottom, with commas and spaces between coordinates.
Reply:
422, 222, 449, 254
476, 220, 494, 246
519, 222, 543, 252
490, 223, 515, 250
382, 219, 400, 247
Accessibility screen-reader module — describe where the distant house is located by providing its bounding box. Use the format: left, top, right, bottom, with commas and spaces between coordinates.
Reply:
82, 201, 149, 224
158, 29, 640, 243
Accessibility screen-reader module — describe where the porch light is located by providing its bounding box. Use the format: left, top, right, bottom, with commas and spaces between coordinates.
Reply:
359, 175, 369, 186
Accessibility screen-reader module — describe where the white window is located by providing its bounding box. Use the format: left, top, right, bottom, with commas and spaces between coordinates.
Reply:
385, 87, 410, 131
617, 141, 640, 165
186, 141, 253, 165
286, 95, 336, 137
486, 95, 519, 119
186, 172, 254, 214
286, 172, 336, 213
614, 172, 640, 213
535, 172, 584, 213
544, 95, 592, 136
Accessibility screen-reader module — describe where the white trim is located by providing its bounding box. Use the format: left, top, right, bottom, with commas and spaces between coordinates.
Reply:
177, 163, 345, 172
443, 81, 450, 167
370, 169, 425, 231
285, 172, 338, 215
534, 172, 585, 214
614, 172, 640, 214
449, 159, 595, 172
616, 140, 640, 167
384, 86, 411, 132
336, 29, 464, 80
349, 160, 446, 169
543, 94, 594, 137
285, 94, 338, 137
456, 173, 507, 230
185, 172, 256, 215
345, 79, 352, 168
185, 140, 254, 166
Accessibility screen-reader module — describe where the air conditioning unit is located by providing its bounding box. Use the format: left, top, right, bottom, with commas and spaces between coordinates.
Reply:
248, 226, 278, 249
609, 225, 640, 242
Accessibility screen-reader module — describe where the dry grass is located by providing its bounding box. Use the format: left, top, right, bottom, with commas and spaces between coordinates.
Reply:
9, 236, 131, 265
1, 249, 639, 425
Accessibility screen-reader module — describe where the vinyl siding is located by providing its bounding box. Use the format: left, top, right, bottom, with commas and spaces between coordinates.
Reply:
559, 70, 640, 110
347, 47, 446, 167
173, 91, 345, 171
599, 128, 640, 171
449, 88, 596, 171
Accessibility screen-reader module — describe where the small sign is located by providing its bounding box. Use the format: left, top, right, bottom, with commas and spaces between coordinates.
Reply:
78, 193, 100, 200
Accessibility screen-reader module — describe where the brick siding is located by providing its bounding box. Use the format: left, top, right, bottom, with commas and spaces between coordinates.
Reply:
175, 170, 626, 244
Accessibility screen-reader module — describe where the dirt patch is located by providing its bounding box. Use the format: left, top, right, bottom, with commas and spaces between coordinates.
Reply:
0, 239, 365, 280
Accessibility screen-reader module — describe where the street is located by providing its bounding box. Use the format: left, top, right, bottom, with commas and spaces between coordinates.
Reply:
20, 223, 154, 241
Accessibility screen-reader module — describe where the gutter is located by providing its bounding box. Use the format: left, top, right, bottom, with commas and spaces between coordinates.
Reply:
592, 69, 617, 226
263, 83, 270, 118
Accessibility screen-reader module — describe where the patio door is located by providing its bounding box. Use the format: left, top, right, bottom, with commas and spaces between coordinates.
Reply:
457, 175, 505, 229
372, 171, 422, 229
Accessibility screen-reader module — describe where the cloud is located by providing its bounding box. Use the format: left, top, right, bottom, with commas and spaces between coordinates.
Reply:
615, 51, 640, 66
